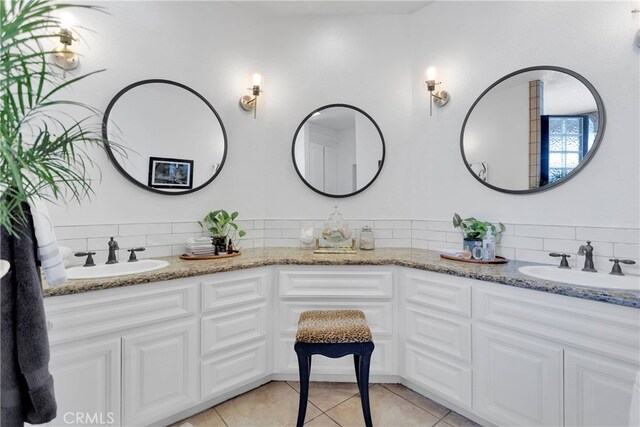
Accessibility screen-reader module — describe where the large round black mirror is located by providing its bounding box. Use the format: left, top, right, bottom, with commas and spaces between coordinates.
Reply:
291, 104, 385, 198
460, 66, 605, 194
103, 79, 227, 195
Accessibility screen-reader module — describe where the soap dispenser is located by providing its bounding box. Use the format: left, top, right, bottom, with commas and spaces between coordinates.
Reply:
482, 228, 496, 261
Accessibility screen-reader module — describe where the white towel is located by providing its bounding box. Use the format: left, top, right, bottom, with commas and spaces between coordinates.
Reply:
434, 248, 467, 257
29, 198, 66, 287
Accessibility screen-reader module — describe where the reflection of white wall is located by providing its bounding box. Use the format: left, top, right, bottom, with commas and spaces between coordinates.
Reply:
108, 83, 226, 189
464, 81, 529, 189
355, 114, 383, 189
337, 126, 356, 193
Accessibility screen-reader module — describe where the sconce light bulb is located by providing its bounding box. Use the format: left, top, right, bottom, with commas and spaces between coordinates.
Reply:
426, 66, 437, 82
59, 12, 75, 30
252, 73, 262, 87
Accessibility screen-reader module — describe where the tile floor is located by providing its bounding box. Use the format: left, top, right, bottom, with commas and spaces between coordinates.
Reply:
173, 381, 482, 427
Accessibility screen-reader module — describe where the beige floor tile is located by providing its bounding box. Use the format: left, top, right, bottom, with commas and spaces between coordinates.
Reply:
215, 381, 322, 426
325, 385, 441, 427
287, 381, 361, 411
441, 411, 483, 427
171, 407, 226, 427
305, 413, 341, 426
381, 383, 451, 418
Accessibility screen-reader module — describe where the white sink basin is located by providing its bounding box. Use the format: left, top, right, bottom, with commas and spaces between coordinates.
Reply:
519, 265, 640, 290
66, 259, 169, 280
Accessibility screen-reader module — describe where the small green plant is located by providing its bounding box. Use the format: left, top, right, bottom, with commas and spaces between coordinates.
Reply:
199, 210, 246, 244
453, 213, 505, 241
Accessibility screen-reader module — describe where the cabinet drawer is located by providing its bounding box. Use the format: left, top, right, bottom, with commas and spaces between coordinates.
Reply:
201, 303, 267, 356
279, 301, 393, 335
202, 269, 269, 313
405, 303, 471, 363
45, 280, 197, 344
279, 270, 393, 299
201, 341, 268, 400
475, 287, 640, 363
403, 271, 471, 317
405, 343, 471, 409
277, 336, 394, 375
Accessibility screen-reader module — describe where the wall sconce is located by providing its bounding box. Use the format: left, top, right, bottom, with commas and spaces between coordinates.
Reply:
424, 67, 450, 116
239, 73, 262, 119
51, 12, 79, 72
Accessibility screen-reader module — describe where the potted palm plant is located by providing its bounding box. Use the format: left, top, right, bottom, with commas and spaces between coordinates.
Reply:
1, 0, 111, 236
199, 210, 246, 252
453, 213, 505, 252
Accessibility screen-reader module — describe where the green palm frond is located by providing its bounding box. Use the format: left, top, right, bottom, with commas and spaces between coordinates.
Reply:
1, 0, 112, 236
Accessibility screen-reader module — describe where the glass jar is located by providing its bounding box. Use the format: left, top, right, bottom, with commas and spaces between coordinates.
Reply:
321, 206, 352, 248
360, 226, 375, 250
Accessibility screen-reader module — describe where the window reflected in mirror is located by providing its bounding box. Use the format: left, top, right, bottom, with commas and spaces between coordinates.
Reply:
461, 67, 605, 194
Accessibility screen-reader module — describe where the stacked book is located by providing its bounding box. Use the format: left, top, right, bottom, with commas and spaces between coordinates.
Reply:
185, 237, 217, 257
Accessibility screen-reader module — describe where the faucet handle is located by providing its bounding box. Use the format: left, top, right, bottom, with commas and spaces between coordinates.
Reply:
549, 253, 571, 269
127, 247, 146, 262
609, 258, 636, 276
74, 251, 96, 267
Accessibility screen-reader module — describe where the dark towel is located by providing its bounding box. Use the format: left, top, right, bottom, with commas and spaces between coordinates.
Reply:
1, 204, 57, 426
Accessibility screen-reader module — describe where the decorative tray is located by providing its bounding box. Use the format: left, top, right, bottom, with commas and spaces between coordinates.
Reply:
440, 254, 508, 264
180, 252, 241, 261
314, 238, 357, 254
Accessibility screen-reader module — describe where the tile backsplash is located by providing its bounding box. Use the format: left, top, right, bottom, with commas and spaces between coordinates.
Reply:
55, 219, 640, 275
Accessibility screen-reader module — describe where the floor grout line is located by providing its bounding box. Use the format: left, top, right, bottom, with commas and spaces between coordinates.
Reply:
213, 407, 229, 427
379, 383, 452, 422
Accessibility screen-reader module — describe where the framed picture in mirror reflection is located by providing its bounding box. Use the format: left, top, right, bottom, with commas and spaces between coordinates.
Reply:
148, 157, 194, 189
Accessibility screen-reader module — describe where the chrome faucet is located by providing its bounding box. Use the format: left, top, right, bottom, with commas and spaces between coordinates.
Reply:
106, 237, 119, 264
577, 241, 597, 272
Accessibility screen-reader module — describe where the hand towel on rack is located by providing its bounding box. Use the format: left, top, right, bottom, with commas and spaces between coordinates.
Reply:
29, 198, 66, 287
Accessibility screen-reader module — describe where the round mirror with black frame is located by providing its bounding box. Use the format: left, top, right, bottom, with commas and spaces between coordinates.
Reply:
291, 104, 385, 198
102, 79, 227, 195
460, 66, 606, 194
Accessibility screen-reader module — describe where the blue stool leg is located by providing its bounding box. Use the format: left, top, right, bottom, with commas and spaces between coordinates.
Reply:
358, 343, 375, 427
353, 354, 361, 390
295, 343, 310, 427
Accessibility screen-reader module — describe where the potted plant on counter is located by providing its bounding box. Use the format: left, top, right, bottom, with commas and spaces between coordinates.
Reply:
199, 210, 246, 252
453, 213, 505, 252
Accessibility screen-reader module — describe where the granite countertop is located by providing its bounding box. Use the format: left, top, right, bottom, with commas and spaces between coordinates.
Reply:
43, 247, 640, 308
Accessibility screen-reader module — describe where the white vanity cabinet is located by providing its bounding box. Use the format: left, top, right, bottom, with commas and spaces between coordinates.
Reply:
44, 278, 197, 426
400, 268, 640, 427
474, 281, 640, 427
42, 263, 639, 427
199, 269, 270, 400
401, 270, 473, 409
275, 267, 396, 378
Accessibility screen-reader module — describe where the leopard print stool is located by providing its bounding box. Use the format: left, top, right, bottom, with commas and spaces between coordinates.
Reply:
294, 310, 374, 427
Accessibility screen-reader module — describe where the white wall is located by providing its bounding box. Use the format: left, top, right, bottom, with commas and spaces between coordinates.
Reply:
47, 1, 271, 225
410, 1, 639, 229
46, 1, 638, 250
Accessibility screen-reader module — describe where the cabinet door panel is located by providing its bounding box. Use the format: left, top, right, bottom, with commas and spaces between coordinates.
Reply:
405, 343, 472, 409
47, 339, 121, 426
201, 341, 268, 400
123, 321, 197, 426
405, 303, 471, 362
279, 270, 393, 299
201, 270, 268, 313
474, 325, 563, 427
565, 350, 639, 427
201, 303, 267, 355
403, 271, 471, 317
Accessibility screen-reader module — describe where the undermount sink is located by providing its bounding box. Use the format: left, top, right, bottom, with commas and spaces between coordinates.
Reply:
519, 265, 640, 290
66, 259, 169, 280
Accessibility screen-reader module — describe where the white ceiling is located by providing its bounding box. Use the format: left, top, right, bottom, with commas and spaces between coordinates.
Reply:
232, 1, 432, 16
